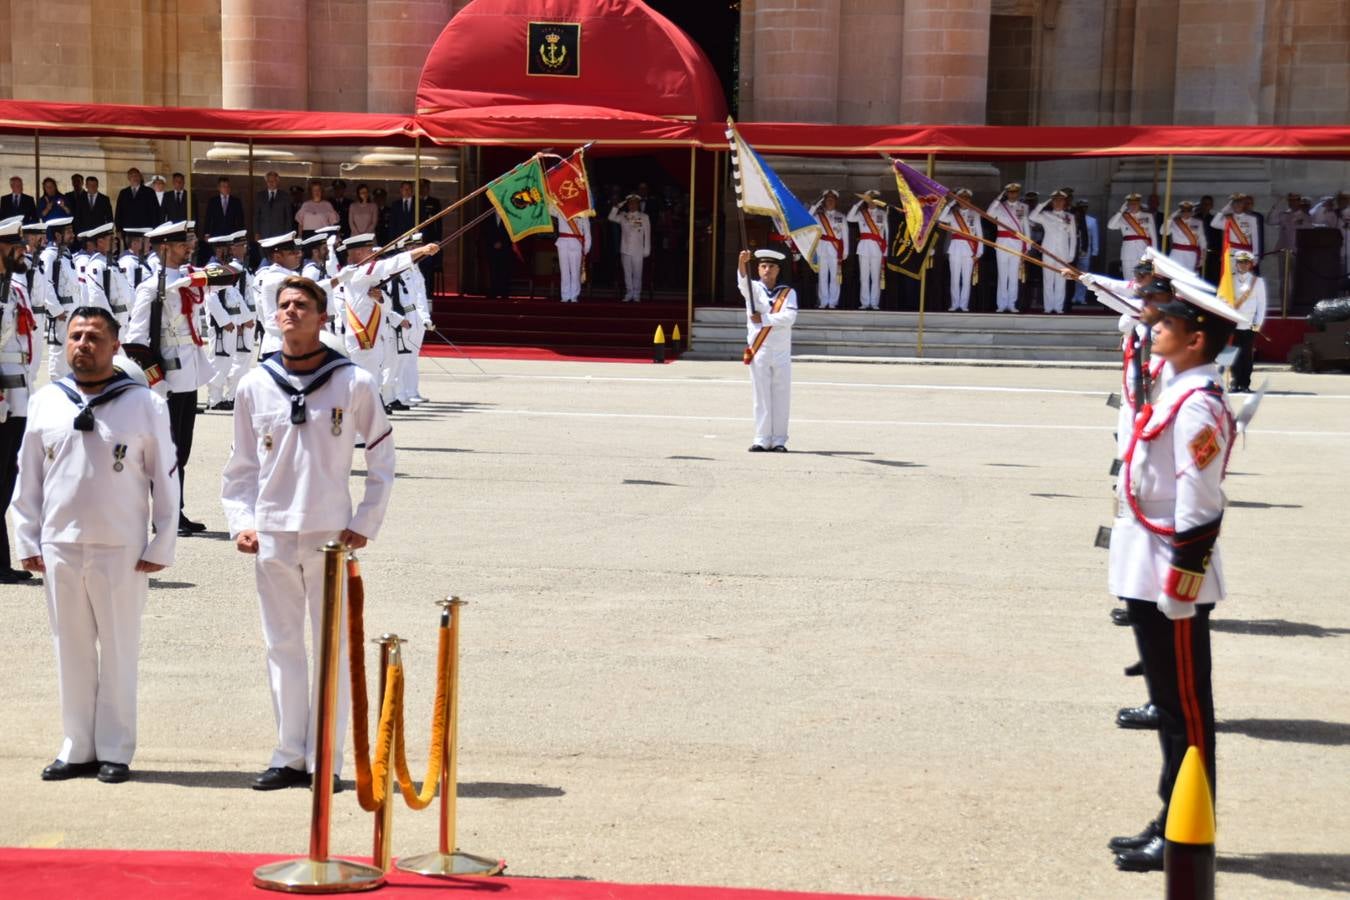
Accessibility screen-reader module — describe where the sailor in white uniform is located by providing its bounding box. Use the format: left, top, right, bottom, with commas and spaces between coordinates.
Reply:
12, 306, 179, 784
1107, 281, 1245, 873
552, 205, 592, 303
1210, 193, 1261, 271
1030, 190, 1078, 313
21, 221, 52, 385
119, 228, 153, 294
987, 183, 1029, 312
1, 216, 43, 583
299, 226, 341, 324
77, 223, 134, 328
809, 190, 849, 310
1165, 201, 1207, 274
1108, 193, 1159, 281
224, 233, 257, 398
738, 248, 797, 452
396, 237, 431, 406
1227, 250, 1267, 393
220, 276, 395, 791
253, 232, 303, 357
608, 195, 651, 302
205, 231, 247, 410
39, 217, 79, 379
938, 189, 981, 312
846, 190, 888, 310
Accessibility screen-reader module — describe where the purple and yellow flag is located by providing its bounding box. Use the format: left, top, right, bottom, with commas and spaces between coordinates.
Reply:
891, 160, 949, 247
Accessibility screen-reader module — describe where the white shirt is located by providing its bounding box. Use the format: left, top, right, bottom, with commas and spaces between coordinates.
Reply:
0, 277, 37, 416
221, 357, 395, 538
1030, 201, 1077, 257
1232, 271, 1267, 331
738, 273, 797, 358
11, 377, 179, 565
608, 207, 651, 257
939, 206, 982, 259
552, 209, 592, 253
846, 202, 889, 254
252, 262, 296, 355
335, 251, 416, 356
125, 266, 213, 393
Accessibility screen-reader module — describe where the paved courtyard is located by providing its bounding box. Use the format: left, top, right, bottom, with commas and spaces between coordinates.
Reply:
2, 355, 1347, 899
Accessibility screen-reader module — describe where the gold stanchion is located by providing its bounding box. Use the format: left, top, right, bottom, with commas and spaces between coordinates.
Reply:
396, 597, 502, 878
371, 633, 404, 873
253, 541, 385, 894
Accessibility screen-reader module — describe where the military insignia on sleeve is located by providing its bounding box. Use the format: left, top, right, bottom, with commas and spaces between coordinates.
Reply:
1188, 425, 1220, 469
527, 22, 580, 77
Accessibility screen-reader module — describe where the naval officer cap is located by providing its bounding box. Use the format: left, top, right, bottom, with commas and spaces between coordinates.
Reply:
22, 220, 49, 233
78, 222, 115, 241
259, 231, 298, 252
1124, 192, 1143, 201
209, 229, 247, 245
1233, 249, 1256, 263
0, 216, 24, 244
955, 188, 973, 198
45, 215, 74, 229
1003, 182, 1022, 192
1049, 189, 1069, 200
753, 248, 787, 265
1162, 279, 1250, 330
340, 233, 377, 251
148, 221, 191, 244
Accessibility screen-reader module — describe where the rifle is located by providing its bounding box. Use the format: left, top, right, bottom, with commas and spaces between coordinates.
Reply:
125, 265, 168, 386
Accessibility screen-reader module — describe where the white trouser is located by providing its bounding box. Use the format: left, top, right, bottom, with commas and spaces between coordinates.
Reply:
621, 253, 644, 301
947, 250, 975, 310
1120, 240, 1148, 279
28, 338, 43, 386
256, 530, 348, 775
349, 346, 383, 399
226, 349, 252, 399
397, 323, 424, 402
1042, 267, 1068, 313
1168, 248, 1201, 275
43, 542, 148, 765
857, 249, 881, 309
995, 239, 1021, 311
207, 334, 234, 404
816, 251, 841, 308
48, 316, 71, 378
556, 240, 583, 301
1073, 254, 1091, 302
750, 349, 791, 447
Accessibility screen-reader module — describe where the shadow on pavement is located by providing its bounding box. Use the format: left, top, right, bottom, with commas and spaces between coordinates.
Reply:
1211, 618, 1350, 638
1216, 718, 1350, 746
1218, 852, 1350, 892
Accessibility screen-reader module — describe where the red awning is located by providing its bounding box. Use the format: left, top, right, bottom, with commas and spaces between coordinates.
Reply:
418, 103, 699, 147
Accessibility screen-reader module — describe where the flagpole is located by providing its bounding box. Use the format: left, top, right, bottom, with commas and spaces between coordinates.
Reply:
727, 119, 752, 328
916, 153, 935, 357
1160, 154, 1175, 255
686, 145, 697, 345
364, 164, 519, 266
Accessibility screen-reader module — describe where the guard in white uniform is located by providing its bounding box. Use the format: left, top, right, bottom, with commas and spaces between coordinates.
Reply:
809, 190, 848, 309
987, 183, 1029, 312
938, 189, 981, 312
1108, 193, 1159, 280
205, 231, 248, 410
846, 190, 888, 310
608, 194, 651, 302
225, 234, 257, 397
78, 223, 134, 328
12, 306, 179, 783
40, 217, 79, 379
1209, 193, 1261, 270
1030, 190, 1078, 313
119, 228, 153, 294
1165, 201, 1207, 274
220, 277, 395, 790
299, 226, 341, 324
383, 233, 430, 408
0, 216, 43, 582
1227, 250, 1267, 393
738, 248, 797, 451
1107, 282, 1244, 873
253, 232, 302, 356
122, 221, 220, 536
21, 222, 52, 385
552, 205, 592, 303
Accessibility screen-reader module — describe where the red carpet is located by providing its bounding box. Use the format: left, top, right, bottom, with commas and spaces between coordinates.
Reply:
0, 849, 927, 899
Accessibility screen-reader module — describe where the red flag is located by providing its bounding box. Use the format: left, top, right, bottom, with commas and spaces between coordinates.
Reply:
545, 147, 594, 221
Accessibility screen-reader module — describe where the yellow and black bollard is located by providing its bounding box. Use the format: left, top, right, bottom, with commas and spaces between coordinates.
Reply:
396, 597, 503, 878
253, 542, 385, 894
652, 324, 666, 363
670, 323, 682, 357
1164, 746, 1216, 900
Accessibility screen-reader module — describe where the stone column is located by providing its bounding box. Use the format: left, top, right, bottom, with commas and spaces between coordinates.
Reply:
899, 0, 992, 124
309, 0, 368, 112
1172, 0, 1266, 125
837, 0, 904, 125
221, 0, 308, 110
746, 0, 842, 123
366, 0, 452, 113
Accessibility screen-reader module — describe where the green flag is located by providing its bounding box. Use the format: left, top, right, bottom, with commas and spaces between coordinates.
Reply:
485, 158, 553, 242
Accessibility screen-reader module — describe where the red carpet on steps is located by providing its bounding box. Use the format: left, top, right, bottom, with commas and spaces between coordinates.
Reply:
0, 849, 928, 899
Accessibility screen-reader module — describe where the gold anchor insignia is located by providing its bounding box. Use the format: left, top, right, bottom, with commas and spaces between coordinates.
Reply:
539, 32, 567, 70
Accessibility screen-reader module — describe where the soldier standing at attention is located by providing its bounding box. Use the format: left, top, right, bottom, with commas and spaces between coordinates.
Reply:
809, 190, 848, 310
1030, 190, 1078, 314
607, 194, 650, 303
846, 190, 888, 310
987, 183, 1028, 312
1165, 201, 1207, 275
1109, 193, 1158, 280
738, 249, 797, 453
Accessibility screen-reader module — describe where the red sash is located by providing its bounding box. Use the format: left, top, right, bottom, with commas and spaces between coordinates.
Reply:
1173, 216, 1199, 249
743, 286, 790, 365
345, 301, 383, 350
950, 211, 979, 250
818, 212, 844, 260
857, 208, 886, 248
1224, 217, 1252, 250
1122, 212, 1153, 245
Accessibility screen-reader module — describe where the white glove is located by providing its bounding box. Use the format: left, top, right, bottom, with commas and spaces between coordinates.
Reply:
0, 396, 9, 424
1157, 594, 1197, 621
1078, 272, 1098, 289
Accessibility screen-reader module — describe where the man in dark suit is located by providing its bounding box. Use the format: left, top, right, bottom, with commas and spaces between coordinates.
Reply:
64, 174, 84, 216
115, 167, 159, 232
72, 176, 114, 235
161, 172, 190, 223
330, 179, 352, 237
418, 178, 443, 284
2, 177, 37, 223
253, 171, 290, 239
387, 181, 418, 239
204, 176, 245, 237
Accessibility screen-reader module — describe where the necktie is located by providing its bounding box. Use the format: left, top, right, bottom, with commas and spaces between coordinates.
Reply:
269, 191, 274, 202
222, 197, 228, 213
405, 199, 411, 213
178, 192, 183, 205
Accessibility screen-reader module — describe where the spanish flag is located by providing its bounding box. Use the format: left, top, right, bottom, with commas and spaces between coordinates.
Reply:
1215, 227, 1236, 307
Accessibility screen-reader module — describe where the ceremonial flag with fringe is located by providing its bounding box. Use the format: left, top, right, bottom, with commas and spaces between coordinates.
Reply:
545, 147, 594, 222
726, 119, 821, 271
1216, 227, 1236, 306
887, 160, 947, 280
485, 158, 554, 242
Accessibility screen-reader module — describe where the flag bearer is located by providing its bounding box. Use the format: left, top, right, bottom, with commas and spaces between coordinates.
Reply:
738, 249, 797, 452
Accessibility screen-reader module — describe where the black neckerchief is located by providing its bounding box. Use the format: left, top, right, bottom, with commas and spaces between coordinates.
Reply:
282, 347, 327, 363
54, 370, 141, 431
260, 348, 353, 425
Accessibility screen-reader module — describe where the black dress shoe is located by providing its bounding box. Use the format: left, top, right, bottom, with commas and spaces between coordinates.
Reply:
97, 762, 130, 784
748, 444, 767, 452
0, 568, 35, 584
41, 759, 100, 781
1116, 702, 1160, 730
770, 445, 788, 452
253, 766, 311, 791
1110, 607, 1130, 626
332, 775, 345, 794
180, 517, 207, 533
1123, 660, 1145, 677
1115, 834, 1165, 871
1108, 819, 1161, 852
388, 400, 409, 411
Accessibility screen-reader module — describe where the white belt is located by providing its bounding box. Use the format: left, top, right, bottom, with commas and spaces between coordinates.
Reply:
0, 351, 30, 365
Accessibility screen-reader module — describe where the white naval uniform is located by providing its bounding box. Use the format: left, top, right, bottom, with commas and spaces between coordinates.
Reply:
205, 262, 243, 406
119, 252, 153, 295
220, 353, 395, 775
394, 265, 429, 404
1107, 207, 1158, 280
846, 202, 888, 309
39, 245, 78, 379
986, 198, 1029, 311
1231, 271, 1268, 333
379, 274, 408, 405
23, 254, 53, 383
79, 252, 135, 328
301, 248, 340, 323
336, 251, 416, 392
608, 207, 651, 302
1109, 363, 1232, 617
227, 261, 256, 392
738, 272, 797, 448
11, 376, 179, 765
939, 205, 981, 311
0, 275, 38, 420
1209, 206, 1260, 268
1116, 316, 1170, 461
809, 203, 849, 309
125, 268, 213, 395
1030, 201, 1077, 313
552, 209, 591, 303
1166, 214, 1208, 274
252, 262, 296, 356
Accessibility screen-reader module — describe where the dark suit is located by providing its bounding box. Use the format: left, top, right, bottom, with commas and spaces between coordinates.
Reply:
204, 193, 245, 238
161, 189, 190, 224
73, 192, 114, 235
0, 193, 37, 223
115, 185, 159, 231
387, 196, 418, 240
254, 189, 291, 238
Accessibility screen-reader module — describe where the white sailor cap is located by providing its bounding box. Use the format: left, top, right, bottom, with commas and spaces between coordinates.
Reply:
209, 229, 247, 245
1141, 246, 1214, 294
259, 231, 298, 251
122, 226, 150, 236
1164, 280, 1251, 329
1233, 249, 1256, 263
0, 216, 24, 244
149, 174, 166, 185
46, 215, 74, 229
77, 222, 115, 241
393, 231, 425, 249
341, 233, 377, 251
22, 221, 49, 233
147, 221, 191, 243
313, 225, 341, 237
753, 248, 786, 264
298, 232, 329, 248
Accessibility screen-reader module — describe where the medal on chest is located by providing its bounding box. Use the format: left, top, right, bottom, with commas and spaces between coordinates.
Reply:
112, 443, 127, 472
262, 433, 273, 452
45, 445, 54, 461
331, 408, 344, 436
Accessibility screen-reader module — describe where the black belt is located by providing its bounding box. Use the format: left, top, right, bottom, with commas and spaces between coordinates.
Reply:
0, 373, 27, 389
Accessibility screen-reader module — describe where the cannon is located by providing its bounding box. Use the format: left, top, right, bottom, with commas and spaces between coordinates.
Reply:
1289, 297, 1350, 373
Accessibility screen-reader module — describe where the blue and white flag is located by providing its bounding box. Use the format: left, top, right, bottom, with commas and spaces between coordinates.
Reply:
726, 119, 821, 271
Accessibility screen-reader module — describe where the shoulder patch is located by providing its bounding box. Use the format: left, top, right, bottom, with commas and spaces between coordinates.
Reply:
1189, 425, 1220, 470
